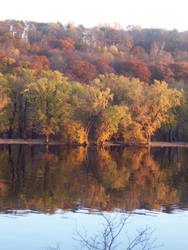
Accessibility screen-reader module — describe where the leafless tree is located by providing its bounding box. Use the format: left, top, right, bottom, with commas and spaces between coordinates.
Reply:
75, 213, 158, 250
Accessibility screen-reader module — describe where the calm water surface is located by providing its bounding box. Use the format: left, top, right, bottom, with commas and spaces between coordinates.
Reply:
0, 145, 188, 249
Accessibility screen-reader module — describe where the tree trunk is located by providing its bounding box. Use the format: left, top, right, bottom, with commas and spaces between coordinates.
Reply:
8, 126, 13, 139
8, 102, 17, 138
169, 129, 173, 142
85, 123, 92, 145
147, 133, 151, 154
45, 135, 49, 144
20, 100, 28, 139
45, 135, 49, 152
147, 133, 151, 145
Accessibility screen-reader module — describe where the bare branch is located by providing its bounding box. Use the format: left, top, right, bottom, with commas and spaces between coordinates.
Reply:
74, 213, 158, 250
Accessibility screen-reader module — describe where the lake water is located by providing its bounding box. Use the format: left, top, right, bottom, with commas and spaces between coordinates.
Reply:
0, 145, 188, 250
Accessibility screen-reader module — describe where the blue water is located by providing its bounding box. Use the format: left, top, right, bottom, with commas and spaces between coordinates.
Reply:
0, 145, 188, 250
0, 209, 188, 250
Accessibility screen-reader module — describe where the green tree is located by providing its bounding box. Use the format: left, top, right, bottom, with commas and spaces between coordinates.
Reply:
160, 81, 188, 141
93, 74, 182, 144
24, 70, 70, 143
0, 69, 36, 138
133, 81, 182, 144
95, 105, 131, 144
71, 83, 113, 144
0, 84, 10, 133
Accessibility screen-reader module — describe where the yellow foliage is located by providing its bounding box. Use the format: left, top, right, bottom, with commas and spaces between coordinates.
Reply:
109, 45, 119, 54
62, 120, 87, 144
0, 85, 10, 111
1, 57, 16, 65
120, 121, 146, 144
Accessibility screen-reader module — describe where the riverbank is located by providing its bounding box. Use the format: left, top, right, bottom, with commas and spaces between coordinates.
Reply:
0, 139, 65, 145
0, 139, 188, 147
150, 141, 188, 147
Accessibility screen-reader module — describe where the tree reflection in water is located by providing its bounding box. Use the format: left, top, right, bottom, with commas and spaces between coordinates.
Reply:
0, 145, 187, 213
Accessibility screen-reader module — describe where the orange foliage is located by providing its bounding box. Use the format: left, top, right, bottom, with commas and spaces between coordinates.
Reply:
95, 58, 114, 74
151, 62, 175, 83
59, 38, 75, 55
169, 62, 188, 80
117, 60, 152, 83
70, 60, 97, 83
31, 56, 50, 71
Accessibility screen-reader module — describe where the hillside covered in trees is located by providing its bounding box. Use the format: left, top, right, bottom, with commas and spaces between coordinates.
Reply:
2, 20, 188, 83
0, 20, 188, 144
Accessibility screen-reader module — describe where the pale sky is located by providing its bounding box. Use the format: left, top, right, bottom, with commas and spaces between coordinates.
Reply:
1, 0, 188, 31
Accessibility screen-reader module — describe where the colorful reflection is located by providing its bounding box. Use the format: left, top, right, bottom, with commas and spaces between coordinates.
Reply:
0, 145, 187, 213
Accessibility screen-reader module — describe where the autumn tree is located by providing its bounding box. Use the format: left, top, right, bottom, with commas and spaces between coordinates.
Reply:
69, 60, 97, 83
159, 81, 188, 142
0, 69, 36, 138
94, 58, 114, 74
95, 105, 131, 144
169, 62, 188, 81
73, 84, 113, 144
24, 70, 70, 143
59, 38, 75, 55
150, 62, 174, 83
0, 83, 10, 133
93, 74, 182, 144
0, 56, 16, 74
128, 80, 182, 144
114, 60, 151, 83
31, 56, 50, 72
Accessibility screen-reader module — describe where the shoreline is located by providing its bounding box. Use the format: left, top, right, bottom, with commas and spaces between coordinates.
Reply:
150, 141, 188, 147
0, 139, 188, 147
0, 139, 65, 145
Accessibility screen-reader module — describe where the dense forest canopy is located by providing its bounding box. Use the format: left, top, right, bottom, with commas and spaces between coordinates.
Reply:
0, 20, 188, 144
1, 20, 188, 83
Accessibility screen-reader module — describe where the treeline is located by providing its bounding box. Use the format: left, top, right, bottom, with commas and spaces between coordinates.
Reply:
1, 20, 188, 143
1, 20, 188, 84
0, 69, 184, 144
